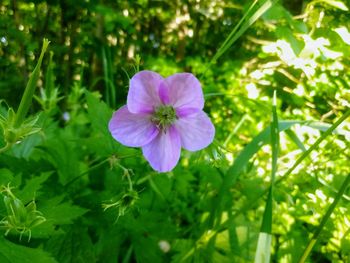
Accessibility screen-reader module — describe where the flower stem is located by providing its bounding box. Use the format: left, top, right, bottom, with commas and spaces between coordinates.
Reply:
125, 170, 133, 191
65, 158, 109, 187
14, 39, 50, 128
298, 172, 350, 263
115, 162, 133, 191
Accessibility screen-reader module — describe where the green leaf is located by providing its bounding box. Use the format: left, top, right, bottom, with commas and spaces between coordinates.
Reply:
263, 3, 308, 33
0, 237, 57, 263
85, 91, 113, 136
18, 172, 51, 203
85, 91, 117, 155
262, 3, 287, 20
10, 133, 42, 159
0, 168, 14, 185
40, 196, 88, 225
46, 227, 96, 263
42, 135, 80, 186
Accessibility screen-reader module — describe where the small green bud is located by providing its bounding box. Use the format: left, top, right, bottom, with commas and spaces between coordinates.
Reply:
0, 185, 46, 242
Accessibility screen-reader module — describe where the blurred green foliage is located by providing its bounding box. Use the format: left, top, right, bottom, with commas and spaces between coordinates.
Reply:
0, 0, 350, 262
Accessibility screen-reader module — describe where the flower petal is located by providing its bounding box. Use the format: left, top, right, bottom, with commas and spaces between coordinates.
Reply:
165, 73, 204, 110
142, 126, 181, 172
158, 81, 170, 104
174, 110, 215, 151
175, 107, 201, 118
109, 106, 159, 147
127, 70, 164, 114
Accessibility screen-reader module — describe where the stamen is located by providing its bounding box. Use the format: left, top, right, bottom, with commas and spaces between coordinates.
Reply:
151, 105, 177, 131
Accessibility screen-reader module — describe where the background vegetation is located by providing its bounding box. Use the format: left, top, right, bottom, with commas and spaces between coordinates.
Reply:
0, 0, 350, 262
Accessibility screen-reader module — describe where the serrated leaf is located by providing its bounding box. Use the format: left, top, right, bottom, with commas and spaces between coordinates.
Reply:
0, 237, 57, 263
85, 91, 118, 155
40, 196, 88, 225
17, 172, 51, 203
42, 135, 80, 185
85, 91, 113, 136
46, 227, 96, 263
10, 133, 42, 159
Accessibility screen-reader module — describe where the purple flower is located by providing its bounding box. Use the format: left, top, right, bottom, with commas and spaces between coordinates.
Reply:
108, 70, 215, 172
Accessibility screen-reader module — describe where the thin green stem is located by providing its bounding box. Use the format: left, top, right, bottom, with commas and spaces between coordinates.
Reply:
65, 153, 140, 188
125, 171, 133, 191
298, 173, 350, 263
65, 158, 109, 187
115, 162, 134, 191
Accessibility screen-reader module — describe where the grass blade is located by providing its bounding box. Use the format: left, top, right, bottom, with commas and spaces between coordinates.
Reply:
254, 91, 279, 263
235, 109, 350, 217
254, 227, 272, 263
285, 129, 307, 152
203, 0, 277, 74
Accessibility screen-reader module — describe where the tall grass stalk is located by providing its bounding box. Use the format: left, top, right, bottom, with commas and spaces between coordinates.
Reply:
254, 91, 279, 263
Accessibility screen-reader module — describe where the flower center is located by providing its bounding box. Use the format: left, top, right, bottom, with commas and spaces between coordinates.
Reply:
151, 105, 177, 131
